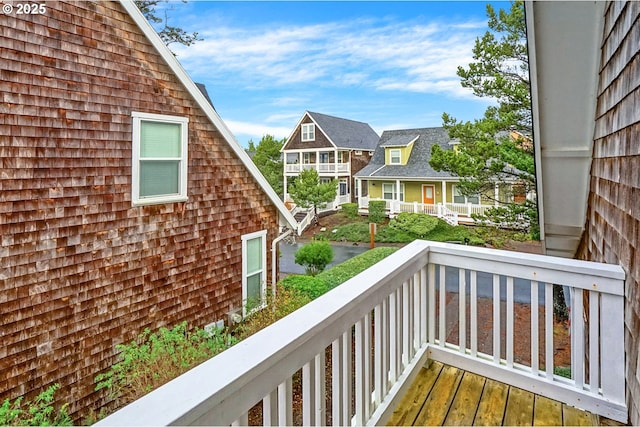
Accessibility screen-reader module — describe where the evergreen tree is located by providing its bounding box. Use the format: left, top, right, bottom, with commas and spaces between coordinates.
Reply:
289, 169, 337, 225
250, 135, 285, 198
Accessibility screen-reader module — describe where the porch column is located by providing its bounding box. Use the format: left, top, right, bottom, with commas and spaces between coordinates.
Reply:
315, 150, 319, 171
441, 181, 447, 206
494, 183, 500, 206
396, 179, 401, 214
357, 178, 363, 206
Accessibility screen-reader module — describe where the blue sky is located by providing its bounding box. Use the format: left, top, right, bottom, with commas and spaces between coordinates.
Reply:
162, 1, 509, 147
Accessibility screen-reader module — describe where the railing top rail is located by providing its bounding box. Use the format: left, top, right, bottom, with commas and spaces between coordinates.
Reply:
96, 241, 432, 427
425, 241, 625, 295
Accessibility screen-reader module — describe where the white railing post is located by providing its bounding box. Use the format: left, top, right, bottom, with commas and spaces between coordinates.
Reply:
600, 292, 626, 405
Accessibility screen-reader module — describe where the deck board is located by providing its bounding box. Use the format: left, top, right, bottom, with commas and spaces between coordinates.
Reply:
388, 362, 607, 426
414, 364, 464, 426
443, 371, 485, 426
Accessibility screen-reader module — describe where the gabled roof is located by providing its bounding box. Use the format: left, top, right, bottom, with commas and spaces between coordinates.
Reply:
355, 127, 455, 179
307, 111, 379, 150
119, 0, 296, 230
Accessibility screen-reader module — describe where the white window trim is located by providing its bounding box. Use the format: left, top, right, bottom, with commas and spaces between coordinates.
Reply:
301, 123, 315, 142
389, 149, 401, 165
241, 230, 267, 317
452, 184, 480, 205
382, 183, 404, 201
131, 111, 189, 206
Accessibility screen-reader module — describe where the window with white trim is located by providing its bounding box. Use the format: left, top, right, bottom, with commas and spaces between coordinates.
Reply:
453, 185, 480, 204
132, 112, 188, 206
301, 123, 315, 141
242, 230, 267, 316
382, 183, 404, 201
389, 149, 401, 165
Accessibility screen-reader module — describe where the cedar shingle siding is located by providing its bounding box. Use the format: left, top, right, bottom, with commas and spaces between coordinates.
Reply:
576, 2, 640, 424
1, 0, 279, 419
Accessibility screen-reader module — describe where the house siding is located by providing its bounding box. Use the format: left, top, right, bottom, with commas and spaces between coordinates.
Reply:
576, 2, 640, 424
282, 117, 333, 150
1, 1, 279, 420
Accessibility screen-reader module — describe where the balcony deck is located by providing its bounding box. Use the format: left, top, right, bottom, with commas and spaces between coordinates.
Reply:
388, 360, 620, 426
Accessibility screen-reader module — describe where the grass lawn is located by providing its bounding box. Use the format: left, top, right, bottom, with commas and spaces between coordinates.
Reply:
311, 212, 534, 248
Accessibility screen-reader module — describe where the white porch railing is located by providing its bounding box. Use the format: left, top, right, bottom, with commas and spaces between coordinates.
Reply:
445, 202, 494, 217
96, 241, 626, 426
359, 197, 460, 225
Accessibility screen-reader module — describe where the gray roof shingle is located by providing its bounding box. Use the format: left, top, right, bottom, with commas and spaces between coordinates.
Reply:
355, 127, 455, 179
308, 111, 379, 151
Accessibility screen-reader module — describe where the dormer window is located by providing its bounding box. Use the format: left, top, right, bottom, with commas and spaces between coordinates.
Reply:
389, 149, 401, 165
301, 123, 315, 141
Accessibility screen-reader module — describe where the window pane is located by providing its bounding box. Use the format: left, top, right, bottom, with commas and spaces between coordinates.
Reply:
246, 237, 262, 274
141, 121, 181, 157
140, 160, 179, 197
246, 272, 262, 306
468, 195, 480, 204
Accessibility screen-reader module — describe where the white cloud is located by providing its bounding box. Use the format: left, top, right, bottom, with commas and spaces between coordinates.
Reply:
224, 119, 292, 141
174, 15, 488, 99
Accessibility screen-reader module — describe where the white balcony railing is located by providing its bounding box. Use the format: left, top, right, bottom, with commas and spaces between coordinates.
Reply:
285, 163, 351, 175
97, 241, 626, 426
358, 197, 460, 225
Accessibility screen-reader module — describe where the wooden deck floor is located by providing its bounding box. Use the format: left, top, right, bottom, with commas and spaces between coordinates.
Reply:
387, 361, 616, 426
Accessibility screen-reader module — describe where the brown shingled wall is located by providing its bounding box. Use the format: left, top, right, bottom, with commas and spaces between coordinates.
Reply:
576, 2, 640, 424
1, 0, 279, 419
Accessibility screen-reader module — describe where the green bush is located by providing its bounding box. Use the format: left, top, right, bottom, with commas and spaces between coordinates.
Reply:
235, 284, 311, 340
294, 241, 334, 276
95, 322, 236, 407
317, 247, 398, 290
279, 274, 328, 300
0, 384, 72, 426
389, 213, 439, 237
341, 203, 358, 218
368, 200, 387, 223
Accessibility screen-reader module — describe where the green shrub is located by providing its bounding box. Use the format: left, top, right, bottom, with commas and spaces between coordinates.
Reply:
235, 284, 311, 340
0, 384, 72, 426
341, 203, 358, 218
95, 322, 236, 407
279, 274, 328, 299
294, 240, 334, 275
317, 247, 398, 290
368, 200, 387, 223
389, 213, 439, 237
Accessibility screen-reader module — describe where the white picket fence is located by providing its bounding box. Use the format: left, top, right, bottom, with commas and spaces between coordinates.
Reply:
96, 241, 627, 426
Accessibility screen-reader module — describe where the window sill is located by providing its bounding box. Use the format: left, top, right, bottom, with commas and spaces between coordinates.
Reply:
132, 195, 188, 207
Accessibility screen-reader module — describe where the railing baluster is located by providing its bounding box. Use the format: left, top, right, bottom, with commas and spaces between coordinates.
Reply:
364, 312, 371, 419
389, 290, 398, 383
439, 265, 446, 346
470, 270, 477, 357
277, 378, 292, 426
413, 271, 421, 352
572, 288, 585, 388
493, 274, 501, 363
428, 264, 436, 344
331, 337, 343, 426
420, 266, 428, 345
402, 280, 411, 365
374, 303, 383, 408
303, 360, 316, 426
545, 283, 554, 381
506, 276, 514, 368
395, 287, 403, 378
355, 318, 366, 426
588, 290, 600, 394
531, 281, 539, 375
382, 297, 389, 397
459, 268, 466, 353
342, 330, 352, 425
263, 390, 278, 426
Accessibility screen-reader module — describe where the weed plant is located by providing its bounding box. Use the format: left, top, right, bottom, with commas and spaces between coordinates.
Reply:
95, 322, 236, 408
0, 384, 72, 426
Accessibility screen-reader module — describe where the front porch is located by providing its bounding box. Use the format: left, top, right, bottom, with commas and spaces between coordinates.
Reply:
97, 241, 626, 426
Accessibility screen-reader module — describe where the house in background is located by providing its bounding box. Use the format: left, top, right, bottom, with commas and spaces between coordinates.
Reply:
527, 1, 640, 423
0, 0, 296, 420
282, 111, 378, 212
355, 127, 520, 224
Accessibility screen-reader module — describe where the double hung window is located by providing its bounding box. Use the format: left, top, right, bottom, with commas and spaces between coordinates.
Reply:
132, 112, 188, 205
